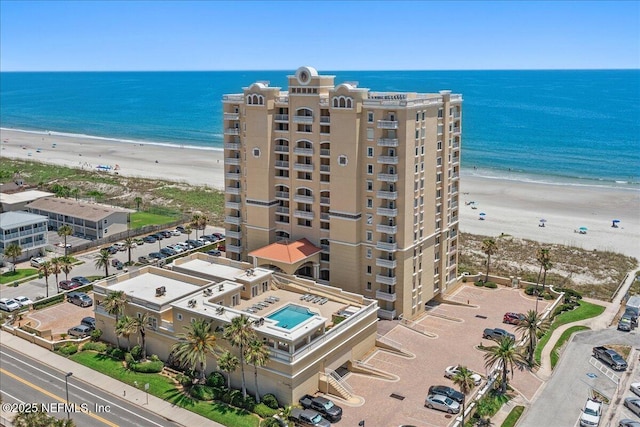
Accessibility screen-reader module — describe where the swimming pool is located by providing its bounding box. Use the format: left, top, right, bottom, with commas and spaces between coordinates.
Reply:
267, 304, 315, 329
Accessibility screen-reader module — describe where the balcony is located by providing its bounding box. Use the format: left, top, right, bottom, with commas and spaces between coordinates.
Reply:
226, 244, 242, 253
274, 145, 289, 153
225, 216, 242, 225
224, 142, 241, 150
275, 96, 289, 104
377, 120, 398, 129
225, 172, 241, 180
223, 94, 243, 103
224, 112, 240, 121
293, 147, 313, 155
274, 114, 289, 122
294, 210, 314, 220
377, 308, 396, 320
275, 161, 289, 169
453, 141, 460, 149
320, 165, 330, 173
376, 241, 397, 251
293, 194, 314, 203
226, 186, 241, 195
376, 290, 397, 302
226, 230, 242, 239
319, 149, 330, 157
225, 201, 241, 210
376, 258, 397, 269
225, 157, 241, 166
320, 244, 330, 251
377, 138, 399, 147
376, 274, 397, 286
275, 191, 290, 199
376, 191, 398, 200
293, 115, 314, 124
452, 156, 460, 165
376, 224, 397, 234
320, 212, 330, 221
453, 126, 461, 135
377, 207, 398, 217
293, 163, 314, 172
274, 127, 289, 133
319, 116, 330, 124
275, 206, 290, 215
377, 156, 399, 165
320, 197, 330, 205
451, 173, 459, 180
377, 173, 398, 183
224, 128, 240, 136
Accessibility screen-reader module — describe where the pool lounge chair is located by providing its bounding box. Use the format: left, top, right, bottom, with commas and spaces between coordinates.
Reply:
300, 294, 311, 300
245, 308, 257, 314
319, 298, 328, 305
252, 304, 263, 310
312, 296, 323, 303
269, 296, 280, 302
264, 298, 275, 304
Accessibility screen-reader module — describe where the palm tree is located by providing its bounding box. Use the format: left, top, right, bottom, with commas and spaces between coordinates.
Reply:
103, 290, 128, 347
245, 338, 270, 402
198, 214, 209, 234
116, 315, 136, 351
134, 196, 142, 211
130, 313, 149, 360
171, 319, 218, 383
536, 248, 552, 293
94, 249, 112, 277
57, 224, 73, 256
59, 256, 73, 280
217, 350, 239, 390
4, 243, 22, 272
190, 214, 202, 239
70, 188, 80, 201
223, 315, 256, 398
481, 238, 498, 282
516, 310, 550, 366
124, 237, 136, 265
452, 366, 477, 422
185, 226, 193, 240
38, 261, 52, 298
50, 258, 62, 293
483, 336, 527, 394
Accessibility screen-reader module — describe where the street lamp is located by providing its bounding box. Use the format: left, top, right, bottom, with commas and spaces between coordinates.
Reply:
65, 372, 73, 419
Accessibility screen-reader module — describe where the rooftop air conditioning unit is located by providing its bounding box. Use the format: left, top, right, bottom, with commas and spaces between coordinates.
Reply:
216, 306, 224, 315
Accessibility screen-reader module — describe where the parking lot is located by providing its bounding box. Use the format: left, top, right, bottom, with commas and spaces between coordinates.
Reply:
23, 293, 94, 338
337, 284, 550, 427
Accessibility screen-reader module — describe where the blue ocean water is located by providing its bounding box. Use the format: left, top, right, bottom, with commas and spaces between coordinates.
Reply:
1, 70, 638, 187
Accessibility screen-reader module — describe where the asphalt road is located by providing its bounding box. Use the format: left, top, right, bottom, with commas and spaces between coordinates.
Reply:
0, 346, 179, 427
518, 328, 639, 427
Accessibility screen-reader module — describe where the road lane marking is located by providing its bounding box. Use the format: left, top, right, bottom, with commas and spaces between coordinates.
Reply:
0, 368, 118, 427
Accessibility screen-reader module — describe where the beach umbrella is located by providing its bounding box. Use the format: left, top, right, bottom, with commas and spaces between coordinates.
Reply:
479, 212, 486, 216
612, 219, 620, 223
539, 219, 547, 223
579, 227, 588, 231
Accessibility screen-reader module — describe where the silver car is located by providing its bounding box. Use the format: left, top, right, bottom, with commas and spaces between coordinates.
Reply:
625, 398, 640, 417
619, 420, 640, 427
425, 394, 460, 414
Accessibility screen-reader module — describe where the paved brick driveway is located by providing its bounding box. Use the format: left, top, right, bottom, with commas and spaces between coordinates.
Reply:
338, 284, 550, 427
25, 292, 95, 338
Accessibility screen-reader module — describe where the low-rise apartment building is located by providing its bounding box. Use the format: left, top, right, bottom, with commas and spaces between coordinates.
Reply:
0, 211, 49, 261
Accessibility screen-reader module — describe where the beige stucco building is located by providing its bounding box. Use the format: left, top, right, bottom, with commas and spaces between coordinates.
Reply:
222, 67, 462, 320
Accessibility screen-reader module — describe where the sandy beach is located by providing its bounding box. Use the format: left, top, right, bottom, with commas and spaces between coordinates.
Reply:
2, 128, 639, 260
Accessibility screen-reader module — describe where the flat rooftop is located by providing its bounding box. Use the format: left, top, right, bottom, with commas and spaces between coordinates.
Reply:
173, 257, 272, 282
0, 190, 53, 204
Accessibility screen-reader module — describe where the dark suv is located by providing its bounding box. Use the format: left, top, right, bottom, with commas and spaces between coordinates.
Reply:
483, 328, 516, 341
428, 385, 465, 403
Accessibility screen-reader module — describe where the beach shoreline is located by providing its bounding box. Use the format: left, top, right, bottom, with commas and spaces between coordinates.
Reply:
2, 127, 639, 260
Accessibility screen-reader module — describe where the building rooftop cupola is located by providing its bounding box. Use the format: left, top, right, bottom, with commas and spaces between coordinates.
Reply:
295, 66, 318, 85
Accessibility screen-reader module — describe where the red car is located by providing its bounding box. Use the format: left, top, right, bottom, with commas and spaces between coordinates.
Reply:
59, 280, 81, 290
503, 312, 525, 325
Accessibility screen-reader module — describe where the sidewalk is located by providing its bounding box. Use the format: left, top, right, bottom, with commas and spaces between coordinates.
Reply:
0, 330, 223, 427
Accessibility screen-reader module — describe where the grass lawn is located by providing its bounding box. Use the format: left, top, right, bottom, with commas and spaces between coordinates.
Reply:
535, 300, 605, 365
501, 405, 524, 427
130, 211, 180, 228
70, 351, 259, 427
550, 326, 590, 369
0, 268, 38, 284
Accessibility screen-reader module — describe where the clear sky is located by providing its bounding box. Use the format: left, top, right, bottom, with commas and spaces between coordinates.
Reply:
1, 0, 638, 71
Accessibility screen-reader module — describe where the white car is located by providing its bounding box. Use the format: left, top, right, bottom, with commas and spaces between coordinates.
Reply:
168, 245, 184, 253
30, 257, 47, 267
171, 229, 182, 236
444, 365, 482, 385
631, 382, 640, 397
13, 296, 34, 307
579, 398, 602, 427
0, 298, 21, 312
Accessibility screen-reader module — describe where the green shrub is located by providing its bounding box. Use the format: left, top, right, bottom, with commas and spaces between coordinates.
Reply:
211, 386, 226, 400
90, 329, 103, 341
221, 390, 233, 404
229, 389, 244, 407
206, 371, 226, 388
131, 360, 164, 373
254, 403, 278, 418
260, 418, 281, 427
262, 393, 279, 410
474, 281, 485, 287
242, 395, 256, 411
59, 344, 78, 355
125, 352, 135, 366
108, 347, 125, 360
543, 293, 556, 300
82, 342, 108, 352
130, 345, 143, 361
484, 281, 498, 289
189, 384, 215, 401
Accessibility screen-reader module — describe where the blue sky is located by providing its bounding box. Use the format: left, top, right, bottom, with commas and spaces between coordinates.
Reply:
1, 1, 638, 71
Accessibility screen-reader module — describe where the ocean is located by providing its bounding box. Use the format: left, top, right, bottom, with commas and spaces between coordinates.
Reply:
1, 70, 638, 187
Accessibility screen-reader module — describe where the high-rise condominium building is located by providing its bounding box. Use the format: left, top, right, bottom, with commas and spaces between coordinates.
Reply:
223, 66, 462, 320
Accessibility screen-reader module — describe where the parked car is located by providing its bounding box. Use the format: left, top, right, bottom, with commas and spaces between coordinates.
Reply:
618, 316, 632, 331
186, 239, 203, 248
0, 298, 21, 312
217, 244, 226, 251
134, 238, 145, 246
171, 229, 182, 236
444, 366, 482, 385
579, 397, 602, 427
160, 247, 177, 256
503, 312, 525, 325
72, 276, 91, 286
206, 250, 222, 257
175, 226, 186, 233
160, 230, 172, 238
148, 252, 165, 260
631, 382, 640, 397
168, 245, 184, 253
138, 256, 149, 264
424, 394, 460, 414
624, 398, 640, 417
428, 385, 465, 404
30, 257, 47, 268
67, 292, 93, 307
13, 296, 34, 307
67, 325, 92, 338
59, 280, 81, 290
619, 419, 640, 427
104, 246, 118, 254
143, 235, 157, 243
299, 394, 342, 422
174, 242, 189, 251
288, 408, 331, 427
592, 346, 628, 371
483, 328, 516, 341
81, 317, 96, 330
212, 232, 225, 240
151, 233, 164, 240
112, 242, 128, 251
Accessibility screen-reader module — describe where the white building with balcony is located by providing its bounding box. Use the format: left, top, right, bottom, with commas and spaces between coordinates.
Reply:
0, 211, 48, 261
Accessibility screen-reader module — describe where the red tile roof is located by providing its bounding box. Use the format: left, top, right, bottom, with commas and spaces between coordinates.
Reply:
248, 238, 321, 264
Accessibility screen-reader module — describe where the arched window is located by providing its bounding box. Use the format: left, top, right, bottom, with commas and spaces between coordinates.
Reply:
339, 98, 346, 108
346, 98, 352, 108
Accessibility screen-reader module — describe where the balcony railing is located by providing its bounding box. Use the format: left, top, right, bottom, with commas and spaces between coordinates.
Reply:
377, 138, 399, 147
377, 156, 399, 165
377, 173, 398, 183
225, 201, 241, 210
376, 191, 398, 200
293, 163, 314, 172
377, 308, 396, 320
275, 161, 290, 169
376, 241, 397, 251
293, 116, 314, 124
224, 112, 240, 120
226, 244, 242, 253
377, 120, 398, 129
293, 194, 314, 203
274, 145, 289, 153
293, 147, 313, 155
320, 197, 330, 205
224, 142, 241, 150
224, 216, 242, 225
319, 116, 330, 123
320, 165, 330, 173
226, 186, 241, 195
376, 207, 398, 217
275, 206, 290, 215
223, 94, 243, 102
225, 172, 241, 180
320, 212, 330, 221
294, 210, 314, 220
376, 274, 397, 286
453, 127, 461, 134
224, 128, 240, 135
226, 230, 242, 239
274, 114, 289, 121
275, 191, 290, 199
225, 157, 241, 165
319, 149, 330, 157
376, 224, 397, 234
376, 258, 397, 269
376, 290, 397, 302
